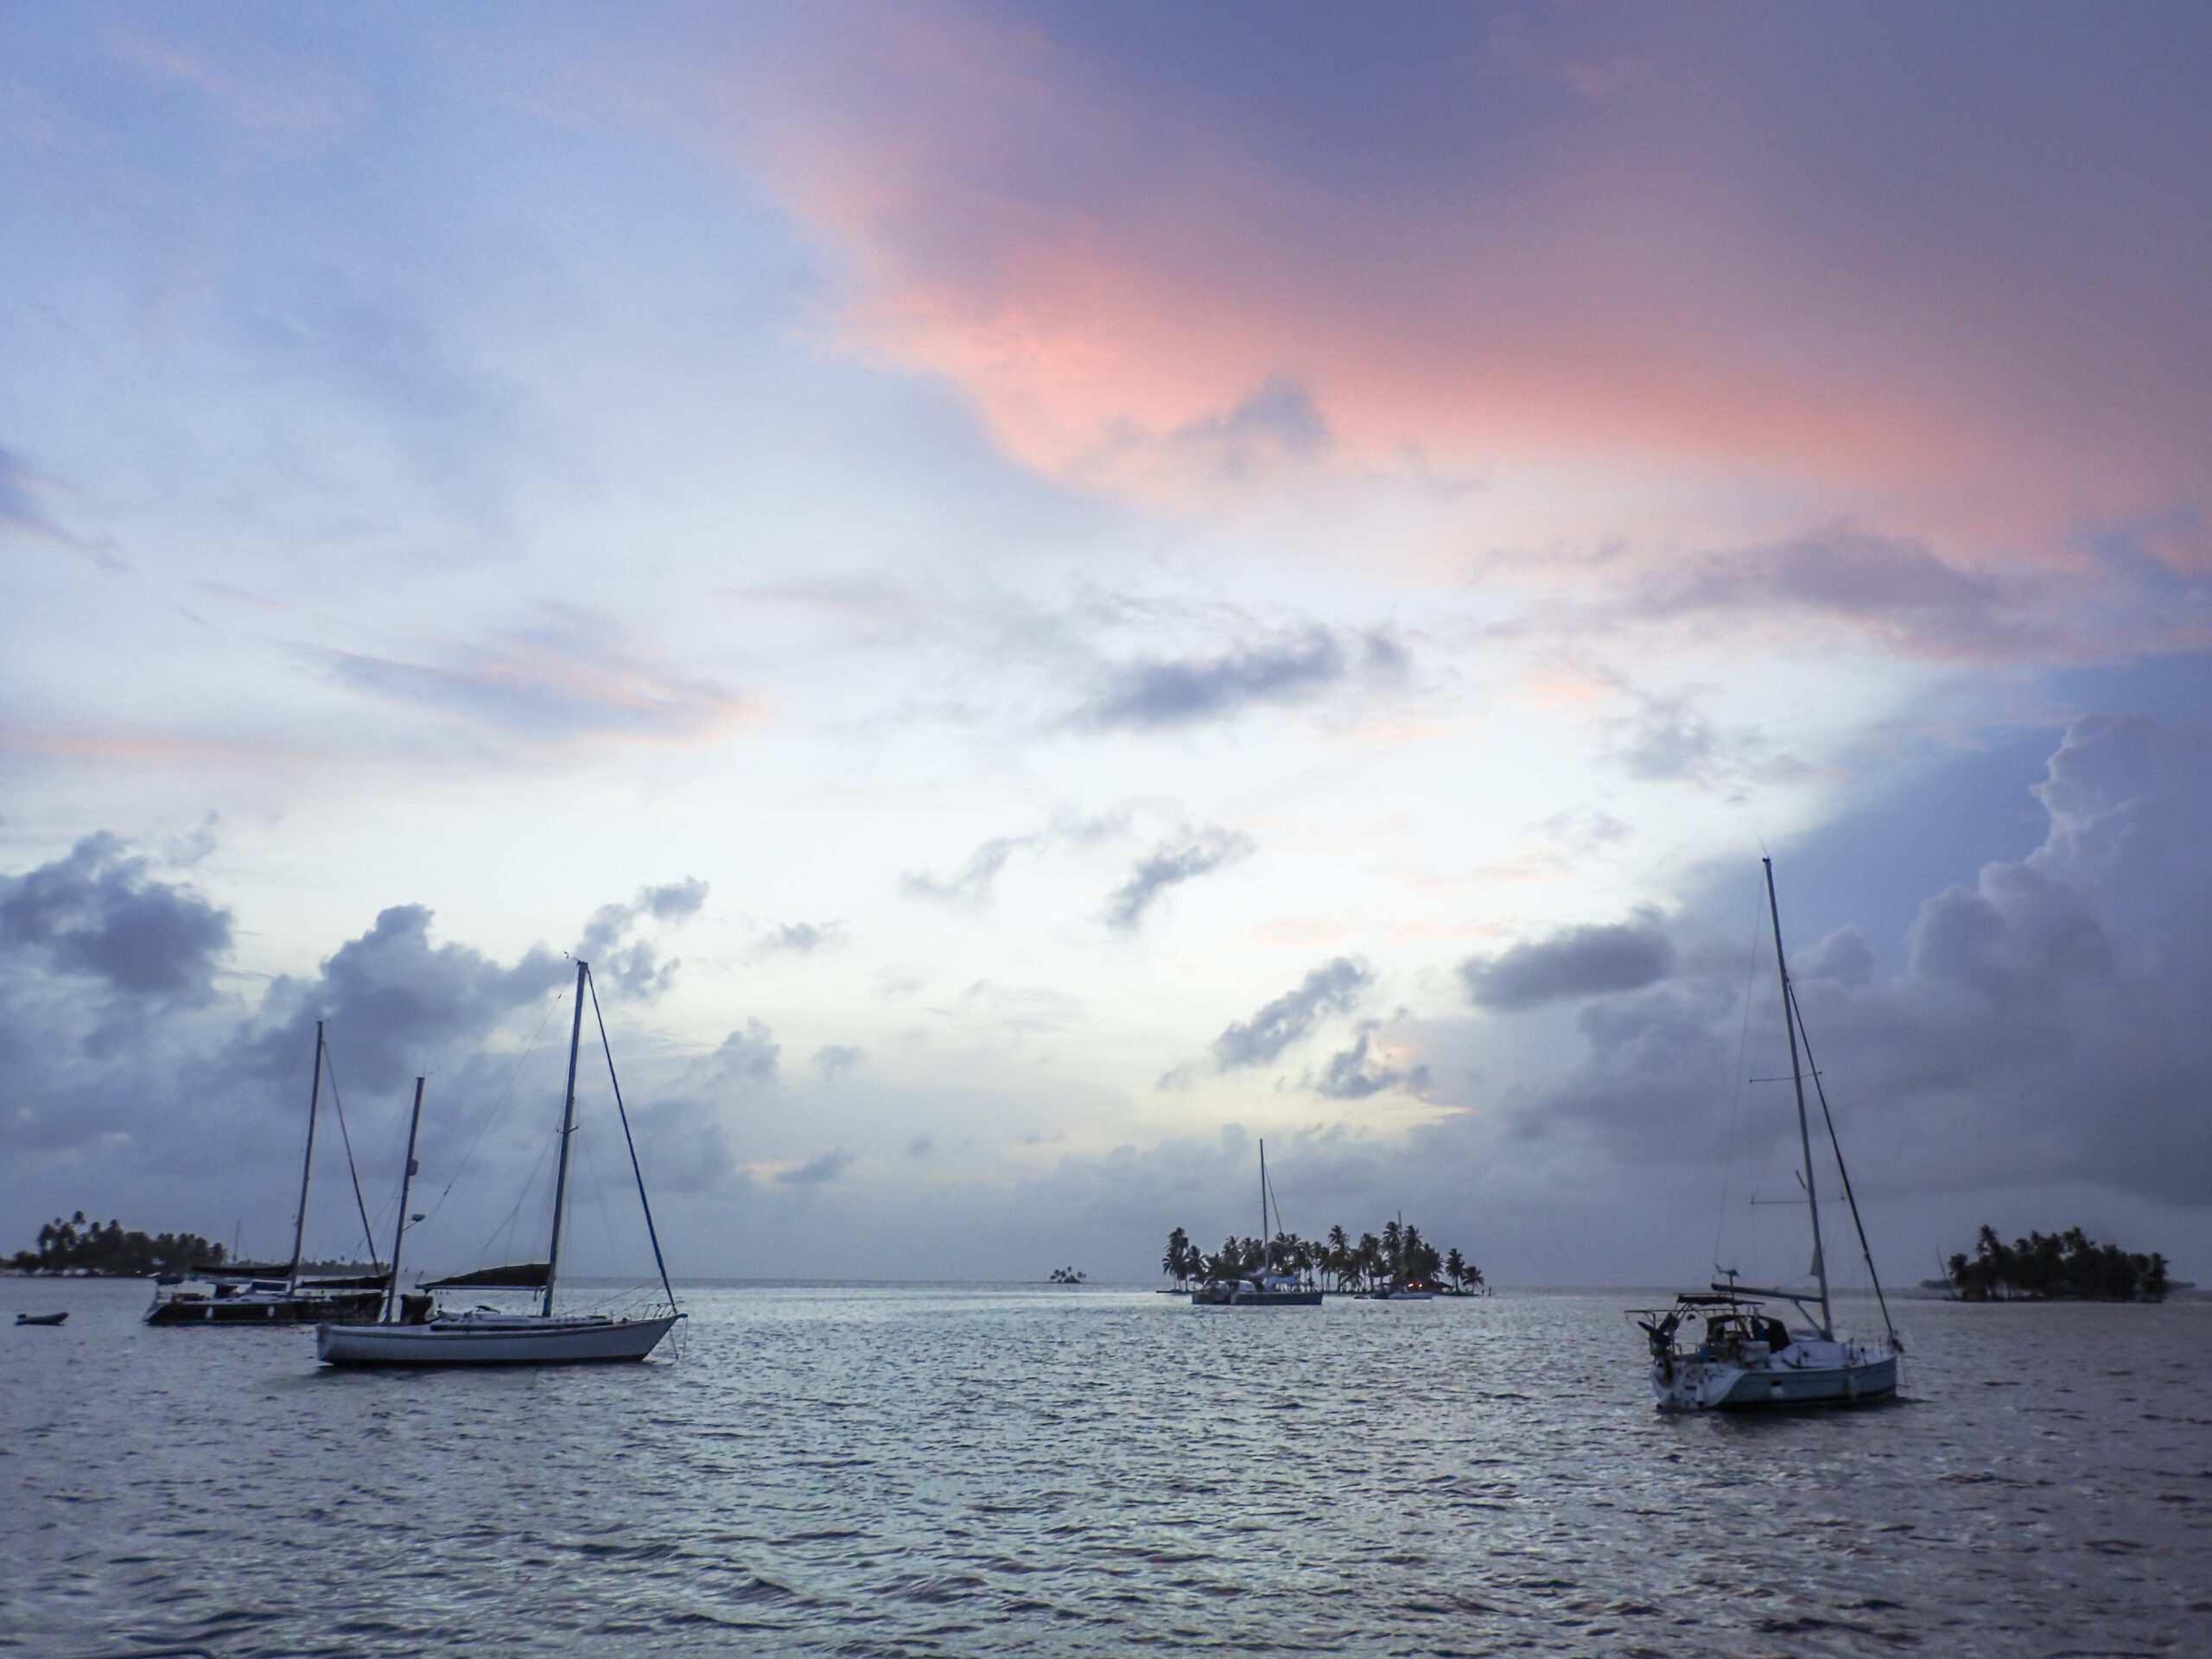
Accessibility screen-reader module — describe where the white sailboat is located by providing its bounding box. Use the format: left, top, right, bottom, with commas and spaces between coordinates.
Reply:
316, 959, 682, 1367
1630, 860, 1900, 1411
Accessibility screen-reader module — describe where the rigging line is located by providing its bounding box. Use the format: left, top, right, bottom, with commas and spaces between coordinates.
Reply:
1714, 880, 1768, 1273
474, 1132, 555, 1267
320, 1038, 385, 1270
1784, 977, 1898, 1347
425, 985, 567, 1224
588, 966, 679, 1313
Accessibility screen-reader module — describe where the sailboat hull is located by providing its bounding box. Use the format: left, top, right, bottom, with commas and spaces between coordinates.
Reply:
1654, 1344, 1897, 1412
149, 1288, 386, 1325
315, 1313, 677, 1366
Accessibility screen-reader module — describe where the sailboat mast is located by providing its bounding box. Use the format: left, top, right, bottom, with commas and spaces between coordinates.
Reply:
383, 1077, 424, 1324
287, 1020, 326, 1296
543, 960, 588, 1319
1258, 1140, 1269, 1268
1764, 858, 1833, 1340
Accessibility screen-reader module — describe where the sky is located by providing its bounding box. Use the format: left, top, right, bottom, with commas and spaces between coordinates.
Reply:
4, 2, 2210, 1292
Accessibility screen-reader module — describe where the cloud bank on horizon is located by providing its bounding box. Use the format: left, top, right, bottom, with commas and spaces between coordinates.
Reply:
2, 3, 2209, 1281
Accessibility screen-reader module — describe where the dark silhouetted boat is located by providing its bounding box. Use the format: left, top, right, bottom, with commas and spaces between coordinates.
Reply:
1192, 1141, 1323, 1307
145, 1020, 391, 1326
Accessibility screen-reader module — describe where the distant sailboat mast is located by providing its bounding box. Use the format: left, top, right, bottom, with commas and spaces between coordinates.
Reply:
383, 1077, 424, 1324
286, 1020, 327, 1297
1764, 857, 1833, 1341
543, 959, 588, 1319
1258, 1139, 1269, 1262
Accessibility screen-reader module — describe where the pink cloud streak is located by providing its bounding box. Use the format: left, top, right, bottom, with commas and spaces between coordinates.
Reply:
696, 4, 2209, 558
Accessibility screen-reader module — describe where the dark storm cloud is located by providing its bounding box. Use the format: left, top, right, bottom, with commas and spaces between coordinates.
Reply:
1481, 714, 2212, 1209
245, 904, 567, 1093
901, 835, 1032, 907
1104, 825, 1255, 929
1461, 914, 1675, 1011
1313, 1027, 1430, 1100
0, 834, 232, 1000
1211, 957, 1372, 1071
577, 877, 709, 998
1079, 626, 1404, 730
778, 1147, 854, 1185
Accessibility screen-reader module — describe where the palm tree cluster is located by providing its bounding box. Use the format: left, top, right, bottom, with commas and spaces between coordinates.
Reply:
10, 1211, 227, 1275
1948, 1224, 2168, 1301
1160, 1220, 1484, 1294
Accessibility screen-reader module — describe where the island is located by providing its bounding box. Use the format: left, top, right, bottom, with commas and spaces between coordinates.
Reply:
9, 1212, 228, 1276
1161, 1220, 1483, 1294
1946, 1225, 2169, 1301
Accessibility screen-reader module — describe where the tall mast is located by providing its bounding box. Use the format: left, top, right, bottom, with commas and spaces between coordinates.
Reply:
383, 1077, 424, 1324
1764, 858, 1833, 1340
543, 960, 588, 1319
287, 1020, 326, 1295
1258, 1140, 1269, 1269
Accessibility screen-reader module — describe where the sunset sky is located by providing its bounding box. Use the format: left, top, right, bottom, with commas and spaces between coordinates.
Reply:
5, 3, 2209, 1289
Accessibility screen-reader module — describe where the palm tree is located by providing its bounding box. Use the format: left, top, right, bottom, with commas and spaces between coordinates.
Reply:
1326, 1225, 1350, 1290
1382, 1218, 1403, 1281
1445, 1247, 1466, 1292
1163, 1227, 1192, 1289
1357, 1233, 1383, 1293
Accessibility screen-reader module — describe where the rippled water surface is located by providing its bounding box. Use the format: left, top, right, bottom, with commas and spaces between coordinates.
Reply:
5, 1280, 2210, 1656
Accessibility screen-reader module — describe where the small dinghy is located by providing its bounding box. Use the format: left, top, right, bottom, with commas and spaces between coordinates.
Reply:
16, 1311, 67, 1326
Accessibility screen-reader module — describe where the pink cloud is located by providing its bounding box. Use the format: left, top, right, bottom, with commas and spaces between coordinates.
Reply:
688, 4, 2209, 555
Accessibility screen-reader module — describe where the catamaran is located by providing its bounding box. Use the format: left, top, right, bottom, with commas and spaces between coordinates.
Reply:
146, 1020, 392, 1326
1630, 860, 1901, 1411
315, 959, 682, 1366
1192, 1140, 1323, 1306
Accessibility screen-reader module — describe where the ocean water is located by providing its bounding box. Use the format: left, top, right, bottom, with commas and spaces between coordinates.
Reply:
3, 1279, 2209, 1657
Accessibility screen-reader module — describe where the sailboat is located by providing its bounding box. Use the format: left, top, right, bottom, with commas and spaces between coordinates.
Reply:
1630, 860, 1901, 1411
146, 1020, 391, 1326
315, 959, 682, 1366
1191, 1140, 1323, 1306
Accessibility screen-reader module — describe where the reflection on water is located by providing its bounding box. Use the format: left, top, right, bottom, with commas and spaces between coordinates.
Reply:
4, 1280, 2209, 1656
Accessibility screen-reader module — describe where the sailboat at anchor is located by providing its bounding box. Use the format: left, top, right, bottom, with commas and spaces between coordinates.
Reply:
1628, 860, 1901, 1411
315, 958, 682, 1366
146, 1020, 393, 1326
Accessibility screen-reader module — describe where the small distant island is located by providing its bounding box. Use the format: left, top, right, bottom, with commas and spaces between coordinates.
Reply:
1046, 1266, 1087, 1284
8, 1211, 370, 1279
1946, 1225, 2169, 1302
1161, 1220, 1483, 1294
10, 1212, 228, 1277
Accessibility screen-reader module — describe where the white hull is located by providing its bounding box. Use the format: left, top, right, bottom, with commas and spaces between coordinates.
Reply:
316, 1313, 677, 1366
1654, 1339, 1896, 1412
